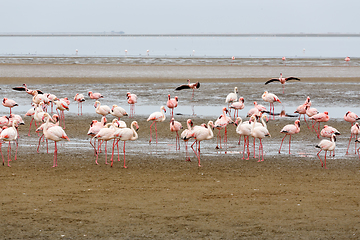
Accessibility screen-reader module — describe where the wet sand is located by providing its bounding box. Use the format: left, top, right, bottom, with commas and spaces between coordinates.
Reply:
1, 66, 360, 239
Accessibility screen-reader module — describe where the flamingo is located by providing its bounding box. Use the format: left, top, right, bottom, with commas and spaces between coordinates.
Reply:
0, 120, 19, 167
0, 116, 9, 128
305, 105, 319, 130
41, 113, 70, 167
74, 93, 85, 115
54, 99, 69, 129
126, 92, 137, 118
2, 98, 18, 115
279, 120, 301, 154
250, 114, 271, 162
315, 134, 336, 169
88, 91, 103, 100
45, 93, 58, 113
230, 97, 245, 118
87, 116, 107, 155
246, 107, 260, 118
94, 100, 111, 116
294, 97, 311, 129
310, 111, 330, 138
111, 121, 139, 168
33, 103, 47, 135
32, 91, 49, 107
214, 107, 233, 149
345, 56, 350, 62
170, 118, 183, 150
111, 105, 128, 120
320, 125, 340, 156
183, 120, 214, 167
180, 119, 193, 161
225, 87, 238, 110
346, 122, 360, 155
93, 119, 118, 165
344, 111, 360, 126
262, 91, 281, 120
235, 117, 252, 160
166, 94, 178, 118
35, 114, 59, 153
147, 106, 166, 144
12, 84, 43, 95
175, 79, 200, 100
265, 73, 300, 93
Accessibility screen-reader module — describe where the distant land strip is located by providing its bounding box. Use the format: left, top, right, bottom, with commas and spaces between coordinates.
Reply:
1, 32, 360, 37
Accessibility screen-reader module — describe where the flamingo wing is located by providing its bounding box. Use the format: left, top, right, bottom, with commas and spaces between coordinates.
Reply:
264, 78, 280, 85
285, 77, 301, 81
175, 84, 191, 91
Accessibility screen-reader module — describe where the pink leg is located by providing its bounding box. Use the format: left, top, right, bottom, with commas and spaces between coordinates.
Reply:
7, 142, 11, 167
185, 141, 190, 161
110, 139, 116, 167
149, 121, 155, 143
96, 141, 100, 165
324, 151, 327, 169
28, 118, 34, 136
304, 115, 310, 129
104, 141, 108, 165
288, 135, 292, 154
346, 133, 353, 155
279, 135, 287, 153
155, 122, 158, 144
197, 141, 202, 167
317, 149, 323, 167
123, 141, 127, 168
52, 141, 57, 167
253, 138, 256, 158
15, 140, 18, 161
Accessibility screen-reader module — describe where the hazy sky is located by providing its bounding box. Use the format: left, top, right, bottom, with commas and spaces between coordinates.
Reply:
1, 0, 359, 34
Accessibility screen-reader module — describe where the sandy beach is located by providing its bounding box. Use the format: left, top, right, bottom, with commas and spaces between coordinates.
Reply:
1, 64, 360, 239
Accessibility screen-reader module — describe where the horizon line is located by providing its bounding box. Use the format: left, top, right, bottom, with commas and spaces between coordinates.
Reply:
1, 32, 360, 37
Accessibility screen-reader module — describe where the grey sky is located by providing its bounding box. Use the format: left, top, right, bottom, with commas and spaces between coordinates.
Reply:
1, 0, 359, 34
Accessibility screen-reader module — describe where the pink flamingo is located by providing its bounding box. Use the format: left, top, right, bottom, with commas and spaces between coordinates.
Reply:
12, 84, 43, 95
2, 98, 18, 115
87, 116, 107, 155
93, 119, 118, 165
250, 114, 271, 162
184, 120, 214, 167
214, 107, 233, 149
111, 105, 128, 120
111, 121, 139, 168
0, 120, 19, 167
36, 114, 60, 153
345, 56, 350, 62
32, 91, 49, 107
294, 97, 311, 128
0, 116, 9, 128
41, 113, 70, 167
166, 94, 178, 118
320, 125, 340, 156
254, 101, 267, 112
265, 73, 300, 94
235, 117, 252, 160
310, 111, 330, 138
344, 111, 360, 126
147, 106, 166, 144
246, 107, 260, 118
88, 91, 103, 100
316, 134, 336, 169
305, 105, 319, 130
225, 87, 238, 111
170, 118, 183, 150
262, 91, 281, 119
94, 100, 111, 116
45, 93, 58, 113
74, 93, 85, 115
181, 119, 193, 161
54, 99, 69, 129
175, 79, 200, 100
230, 97, 245, 118
126, 92, 137, 118
346, 122, 360, 155
279, 120, 301, 154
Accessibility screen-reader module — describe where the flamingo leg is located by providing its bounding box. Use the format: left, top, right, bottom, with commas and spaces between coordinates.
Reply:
111, 139, 116, 167
52, 141, 57, 168
104, 141, 108, 165
304, 115, 310, 129
288, 135, 292, 154
123, 141, 127, 168
185, 141, 190, 161
346, 133, 353, 155
0, 143, 3, 166
324, 151, 328, 169
149, 121, 155, 143
28, 118, 34, 136
96, 141, 100, 165
7, 142, 11, 167
15, 140, 18, 161
317, 149, 323, 167
155, 122, 158, 144
279, 135, 287, 153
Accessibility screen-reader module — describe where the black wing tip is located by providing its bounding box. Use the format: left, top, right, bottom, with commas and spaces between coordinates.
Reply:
265, 79, 279, 85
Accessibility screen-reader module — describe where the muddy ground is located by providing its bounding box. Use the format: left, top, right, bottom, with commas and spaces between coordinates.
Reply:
1, 69, 360, 239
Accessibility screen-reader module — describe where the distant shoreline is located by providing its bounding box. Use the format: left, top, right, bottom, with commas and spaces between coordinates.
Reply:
1, 32, 360, 37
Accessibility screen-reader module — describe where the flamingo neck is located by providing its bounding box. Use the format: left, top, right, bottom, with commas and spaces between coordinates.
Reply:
130, 122, 138, 141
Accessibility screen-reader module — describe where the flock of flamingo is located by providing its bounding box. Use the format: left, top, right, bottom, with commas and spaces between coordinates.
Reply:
0, 75, 359, 169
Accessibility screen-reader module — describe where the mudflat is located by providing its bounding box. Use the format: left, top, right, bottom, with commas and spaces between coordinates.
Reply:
1, 66, 360, 239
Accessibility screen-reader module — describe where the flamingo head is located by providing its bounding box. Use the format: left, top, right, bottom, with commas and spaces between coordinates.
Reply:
324, 111, 329, 115
175, 96, 179, 102
134, 121, 139, 131
239, 97, 244, 103
168, 94, 171, 100
88, 91, 92, 96
295, 120, 300, 127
